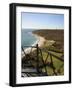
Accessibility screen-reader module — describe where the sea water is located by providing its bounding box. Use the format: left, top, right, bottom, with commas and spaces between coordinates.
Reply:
21, 29, 38, 49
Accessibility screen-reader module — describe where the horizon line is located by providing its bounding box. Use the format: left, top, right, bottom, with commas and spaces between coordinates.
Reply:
22, 28, 64, 30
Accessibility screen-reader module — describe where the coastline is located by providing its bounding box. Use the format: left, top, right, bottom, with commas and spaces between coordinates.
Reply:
21, 33, 46, 58
33, 33, 46, 47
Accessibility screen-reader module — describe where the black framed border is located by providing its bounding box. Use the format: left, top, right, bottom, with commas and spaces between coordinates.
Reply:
9, 3, 71, 87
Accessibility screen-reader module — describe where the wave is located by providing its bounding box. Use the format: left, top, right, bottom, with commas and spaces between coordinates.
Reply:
21, 33, 39, 57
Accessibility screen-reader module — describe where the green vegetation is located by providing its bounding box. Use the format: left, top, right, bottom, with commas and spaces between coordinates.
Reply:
34, 29, 64, 76
22, 29, 64, 77
33, 29, 64, 51
38, 48, 64, 76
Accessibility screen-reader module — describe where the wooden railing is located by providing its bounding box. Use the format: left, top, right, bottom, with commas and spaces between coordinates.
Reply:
21, 44, 64, 77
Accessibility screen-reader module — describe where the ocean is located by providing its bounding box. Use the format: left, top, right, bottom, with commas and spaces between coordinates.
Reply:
21, 29, 38, 49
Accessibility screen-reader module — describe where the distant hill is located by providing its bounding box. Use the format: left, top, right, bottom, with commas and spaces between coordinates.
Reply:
33, 29, 64, 50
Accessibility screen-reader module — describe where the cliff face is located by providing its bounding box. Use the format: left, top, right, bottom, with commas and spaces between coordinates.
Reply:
33, 29, 64, 50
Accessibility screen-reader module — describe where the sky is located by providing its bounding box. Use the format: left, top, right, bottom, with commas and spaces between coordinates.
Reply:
21, 12, 64, 29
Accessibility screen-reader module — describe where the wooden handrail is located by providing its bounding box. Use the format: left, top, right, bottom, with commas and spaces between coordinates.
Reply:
48, 52, 64, 62
48, 49, 63, 53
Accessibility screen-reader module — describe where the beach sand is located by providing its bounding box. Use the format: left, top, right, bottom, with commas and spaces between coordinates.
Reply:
34, 34, 46, 47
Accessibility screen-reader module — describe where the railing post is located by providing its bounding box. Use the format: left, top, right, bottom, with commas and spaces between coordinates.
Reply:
49, 53, 57, 75
50, 53, 53, 64
36, 44, 39, 73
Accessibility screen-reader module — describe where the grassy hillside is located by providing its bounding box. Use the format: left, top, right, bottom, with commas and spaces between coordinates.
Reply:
22, 29, 64, 77
33, 29, 64, 50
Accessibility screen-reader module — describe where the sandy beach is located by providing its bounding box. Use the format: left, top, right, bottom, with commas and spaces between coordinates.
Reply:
33, 34, 46, 47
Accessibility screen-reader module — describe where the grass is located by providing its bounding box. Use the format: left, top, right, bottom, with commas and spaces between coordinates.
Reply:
37, 39, 64, 76
22, 42, 64, 76
22, 29, 64, 76
33, 29, 64, 50
38, 48, 64, 76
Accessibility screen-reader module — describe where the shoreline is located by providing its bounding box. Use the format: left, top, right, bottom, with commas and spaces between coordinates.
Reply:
21, 33, 46, 58
33, 33, 46, 47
